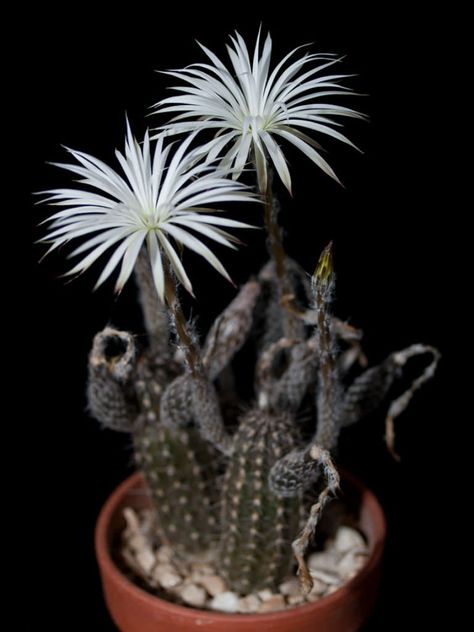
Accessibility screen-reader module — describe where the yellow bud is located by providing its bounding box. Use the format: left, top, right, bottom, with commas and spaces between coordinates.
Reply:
313, 241, 334, 286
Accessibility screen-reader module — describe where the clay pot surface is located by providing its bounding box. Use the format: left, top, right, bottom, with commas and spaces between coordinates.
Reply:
95, 471, 386, 632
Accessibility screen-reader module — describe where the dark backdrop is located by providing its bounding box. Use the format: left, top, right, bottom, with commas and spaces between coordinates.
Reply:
26, 6, 452, 630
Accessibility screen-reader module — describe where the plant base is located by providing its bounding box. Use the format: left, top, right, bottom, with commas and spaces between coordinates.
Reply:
95, 471, 386, 632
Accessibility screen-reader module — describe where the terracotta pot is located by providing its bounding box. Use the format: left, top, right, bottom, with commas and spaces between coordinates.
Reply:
95, 471, 386, 632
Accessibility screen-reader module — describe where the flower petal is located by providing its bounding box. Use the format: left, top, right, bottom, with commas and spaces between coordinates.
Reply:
273, 128, 341, 184
260, 131, 292, 194
157, 232, 194, 296
146, 231, 165, 301
153, 31, 363, 188
161, 223, 232, 283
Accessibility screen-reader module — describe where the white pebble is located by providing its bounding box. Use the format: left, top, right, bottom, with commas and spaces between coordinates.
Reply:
210, 591, 240, 613
353, 553, 367, 570
237, 594, 261, 613
258, 594, 286, 612
153, 563, 182, 589
309, 568, 341, 586
135, 548, 156, 574
333, 526, 366, 554
307, 577, 328, 600
257, 589, 274, 601
191, 561, 214, 576
337, 551, 357, 576
279, 578, 301, 598
288, 594, 305, 605
155, 545, 174, 563
307, 592, 322, 603
123, 507, 140, 533
307, 551, 338, 572
198, 574, 227, 597
121, 548, 149, 582
139, 509, 155, 537
326, 584, 339, 595
179, 584, 207, 608
128, 533, 148, 554
338, 551, 368, 579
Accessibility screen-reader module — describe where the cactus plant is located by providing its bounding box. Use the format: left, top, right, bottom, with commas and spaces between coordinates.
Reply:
39, 29, 440, 601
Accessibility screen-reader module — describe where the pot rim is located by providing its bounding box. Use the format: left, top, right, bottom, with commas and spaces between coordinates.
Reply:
95, 469, 386, 622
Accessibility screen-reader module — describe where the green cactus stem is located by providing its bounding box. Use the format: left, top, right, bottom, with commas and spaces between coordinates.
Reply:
87, 328, 138, 432
131, 278, 265, 554
133, 362, 218, 555
220, 409, 302, 594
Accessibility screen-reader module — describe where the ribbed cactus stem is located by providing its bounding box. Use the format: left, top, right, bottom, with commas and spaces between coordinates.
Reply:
203, 280, 261, 379
220, 410, 301, 594
338, 358, 397, 428
87, 328, 137, 432
191, 374, 233, 455
133, 366, 217, 555
159, 374, 193, 428
275, 337, 319, 412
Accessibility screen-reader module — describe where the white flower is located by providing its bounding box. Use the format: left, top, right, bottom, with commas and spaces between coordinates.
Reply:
154, 30, 365, 193
40, 123, 256, 300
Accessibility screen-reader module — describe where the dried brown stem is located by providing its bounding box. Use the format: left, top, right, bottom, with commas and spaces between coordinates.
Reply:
292, 446, 340, 594
280, 293, 316, 323
384, 344, 441, 460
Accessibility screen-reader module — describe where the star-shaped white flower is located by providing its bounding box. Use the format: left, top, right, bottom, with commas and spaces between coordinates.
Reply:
154, 30, 365, 193
40, 123, 256, 300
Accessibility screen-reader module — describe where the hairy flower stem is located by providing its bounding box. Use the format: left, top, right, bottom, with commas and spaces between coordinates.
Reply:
163, 267, 201, 375
313, 242, 338, 449
162, 265, 233, 455
134, 250, 170, 360
263, 186, 286, 286
260, 169, 299, 338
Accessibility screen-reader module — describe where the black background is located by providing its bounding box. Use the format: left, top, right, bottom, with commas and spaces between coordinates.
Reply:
25, 5, 453, 630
